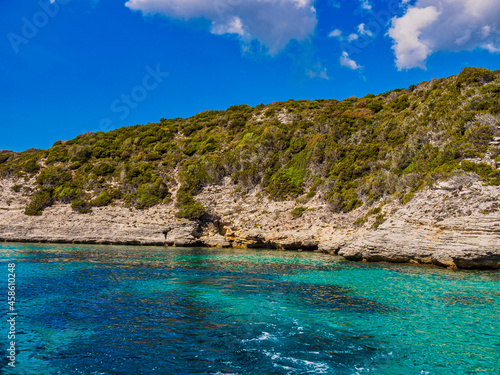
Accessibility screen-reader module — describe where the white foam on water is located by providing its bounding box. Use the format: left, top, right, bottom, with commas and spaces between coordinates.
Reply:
241, 331, 279, 343
263, 350, 331, 374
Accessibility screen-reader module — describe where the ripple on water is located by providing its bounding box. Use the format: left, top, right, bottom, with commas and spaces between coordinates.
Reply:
0, 243, 498, 375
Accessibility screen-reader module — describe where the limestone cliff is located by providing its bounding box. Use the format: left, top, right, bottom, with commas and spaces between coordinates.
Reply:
1, 67, 499, 269
1, 174, 498, 269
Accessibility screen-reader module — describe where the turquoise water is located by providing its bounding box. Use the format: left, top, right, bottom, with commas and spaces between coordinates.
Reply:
0, 243, 499, 374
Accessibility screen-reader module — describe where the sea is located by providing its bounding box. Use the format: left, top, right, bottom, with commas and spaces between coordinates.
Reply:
0, 243, 499, 374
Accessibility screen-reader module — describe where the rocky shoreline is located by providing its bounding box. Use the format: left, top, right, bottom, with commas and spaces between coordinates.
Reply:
1, 175, 499, 270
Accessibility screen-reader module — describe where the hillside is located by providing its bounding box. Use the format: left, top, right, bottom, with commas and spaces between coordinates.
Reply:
1, 67, 499, 269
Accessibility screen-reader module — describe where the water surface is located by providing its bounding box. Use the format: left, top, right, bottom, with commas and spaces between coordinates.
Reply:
0, 243, 499, 374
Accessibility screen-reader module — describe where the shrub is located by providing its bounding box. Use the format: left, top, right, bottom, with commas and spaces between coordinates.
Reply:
92, 147, 110, 159
401, 192, 415, 205
176, 198, 206, 220
23, 159, 41, 174
289, 137, 306, 153
92, 188, 122, 207
202, 137, 218, 153
145, 152, 162, 161
92, 192, 113, 207
291, 206, 306, 218
264, 108, 275, 117
465, 125, 493, 146
124, 164, 153, 185
266, 168, 304, 200
37, 167, 72, 189
0, 153, 11, 164
392, 95, 410, 112
328, 190, 363, 213
11, 185, 22, 193
71, 148, 92, 163
54, 186, 81, 203
368, 100, 383, 113
460, 161, 500, 185
373, 213, 386, 229
71, 199, 92, 214
492, 100, 500, 115
93, 163, 115, 176
354, 217, 367, 227
456, 67, 495, 87
69, 161, 82, 170
46, 145, 68, 163
181, 141, 199, 156
306, 190, 316, 199
367, 206, 382, 216
136, 180, 170, 209
25, 190, 53, 216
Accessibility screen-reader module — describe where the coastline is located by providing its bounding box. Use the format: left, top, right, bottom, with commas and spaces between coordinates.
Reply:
2, 238, 499, 271
1, 175, 499, 270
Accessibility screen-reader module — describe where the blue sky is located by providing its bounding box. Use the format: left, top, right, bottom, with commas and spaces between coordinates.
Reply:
1, 0, 499, 152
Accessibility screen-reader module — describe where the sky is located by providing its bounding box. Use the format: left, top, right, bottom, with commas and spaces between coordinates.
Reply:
1, 0, 499, 152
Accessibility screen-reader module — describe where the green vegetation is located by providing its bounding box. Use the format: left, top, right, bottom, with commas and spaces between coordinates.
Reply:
373, 213, 387, 229
291, 206, 306, 218
24, 189, 52, 216
1, 67, 499, 218
354, 217, 367, 227
353, 204, 387, 228
401, 192, 415, 205
11, 184, 22, 193
71, 199, 92, 214
460, 161, 500, 185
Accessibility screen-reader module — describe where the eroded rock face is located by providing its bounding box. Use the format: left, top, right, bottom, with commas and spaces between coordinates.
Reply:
341, 175, 500, 269
341, 218, 500, 269
165, 223, 203, 247
0, 175, 499, 269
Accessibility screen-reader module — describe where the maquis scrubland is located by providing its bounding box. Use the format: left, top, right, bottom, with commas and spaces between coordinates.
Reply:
1, 67, 499, 222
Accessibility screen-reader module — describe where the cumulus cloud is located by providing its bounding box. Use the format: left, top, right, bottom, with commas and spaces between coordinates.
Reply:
329, 29, 342, 38
357, 23, 373, 37
348, 33, 359, 42
212, 16, 246, 37
340, 51, 362, 70
389, 6, 440, 70
124, 0, 318, 55
389, 0, 500, 70
483, 43, 500, 53
306, 63, 330, 80
329, 24, 375, 45
359, 0, 372, 10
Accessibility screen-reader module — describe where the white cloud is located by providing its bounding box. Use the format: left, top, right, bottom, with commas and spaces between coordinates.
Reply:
348, 33, 359, 42
340, 51, 362, 70
306, 64, 330, 80
211, 16, 246, 37
330, 25, 374, 44
329, 29, 364, 44
124, 0, 317, 55
481, 25, 491, 38
358, 23, 373, 37
389, 0, 500, 70
329, 29, 342, 38
389, 6, 440, 70
360, 0, 372, 10
483, 43, 500, 53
